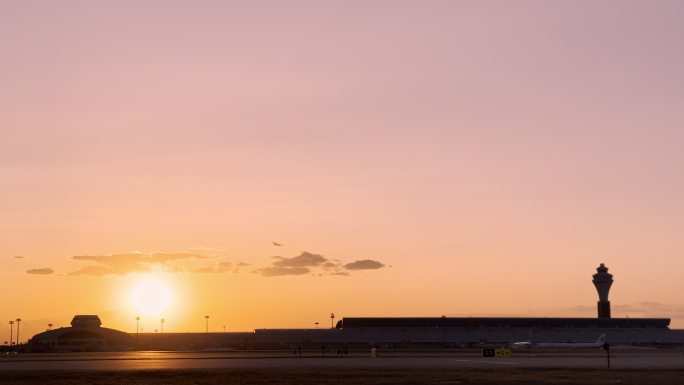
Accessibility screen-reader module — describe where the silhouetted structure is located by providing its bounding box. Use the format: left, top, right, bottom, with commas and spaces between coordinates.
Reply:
28, 315, 133, 352
593, 263, 613, 318
335, 317, 669, 329
15, 318, 21, 345
8, 320, 14, 346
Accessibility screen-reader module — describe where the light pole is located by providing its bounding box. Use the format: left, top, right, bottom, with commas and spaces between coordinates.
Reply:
136, 316, 140, 336
8, 321, 14, 346
223, 325, 226, 333
48, 323, 52, 331
330, 313, 335, 330
160, 319, 164, 334
15, 318, 21, 346
205, 315, 209, 335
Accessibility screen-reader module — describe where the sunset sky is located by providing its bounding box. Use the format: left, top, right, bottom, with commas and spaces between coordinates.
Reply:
2, 0, 684, 341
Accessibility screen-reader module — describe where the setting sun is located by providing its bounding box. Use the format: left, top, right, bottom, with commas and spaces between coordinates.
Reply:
129, 279, 173, 317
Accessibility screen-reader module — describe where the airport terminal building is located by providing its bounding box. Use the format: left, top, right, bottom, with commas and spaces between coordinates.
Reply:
92, 314, 682, 351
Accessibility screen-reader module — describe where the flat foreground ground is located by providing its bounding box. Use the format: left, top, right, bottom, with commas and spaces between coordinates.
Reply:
2, 351, 684, 384
2, 350, 684, 370
2, 368, 684, 385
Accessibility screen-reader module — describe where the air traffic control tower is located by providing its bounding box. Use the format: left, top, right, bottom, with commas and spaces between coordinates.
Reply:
592, 263, 614, 318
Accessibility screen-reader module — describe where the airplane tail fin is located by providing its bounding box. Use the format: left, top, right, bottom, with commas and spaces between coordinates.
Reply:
596, 333, 606, 344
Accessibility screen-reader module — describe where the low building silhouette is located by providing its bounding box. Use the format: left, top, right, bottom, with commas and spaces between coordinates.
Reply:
29, 315, 133, 352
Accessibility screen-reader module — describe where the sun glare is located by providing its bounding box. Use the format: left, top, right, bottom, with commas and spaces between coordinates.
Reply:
129, 279, 173, 317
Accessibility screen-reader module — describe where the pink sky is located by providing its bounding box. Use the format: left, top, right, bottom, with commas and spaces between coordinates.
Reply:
2, 1, 684, 339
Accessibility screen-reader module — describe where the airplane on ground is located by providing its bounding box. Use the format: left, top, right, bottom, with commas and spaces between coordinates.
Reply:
509, 334, 606, 349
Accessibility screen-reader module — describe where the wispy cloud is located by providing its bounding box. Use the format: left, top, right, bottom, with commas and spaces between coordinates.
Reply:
188, 246, 227, 254
258, 266, 311, 277
612, 301, 684, 318
26, 268, 54, 275
565, 301, 684, 319
233, 261, 250, 273
192, 261, 234, 273
14, 256, 25, 259
64, 249, 386, 278
70, 252, 210, 276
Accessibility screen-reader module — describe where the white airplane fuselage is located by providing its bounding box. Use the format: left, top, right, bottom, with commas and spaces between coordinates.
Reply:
510, 334, 606, 349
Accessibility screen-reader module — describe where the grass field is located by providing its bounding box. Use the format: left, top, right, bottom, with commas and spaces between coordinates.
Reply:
2, 368, 684, 385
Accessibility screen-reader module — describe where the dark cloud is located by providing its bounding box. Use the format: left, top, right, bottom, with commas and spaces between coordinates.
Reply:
256, 252, 327, 276
343, 259, 385, 270
70, 252, 210, 276
272, 252, 328, 268
26, 268, 54, 275
257, 252, 385, 277
272, 241, 283, 247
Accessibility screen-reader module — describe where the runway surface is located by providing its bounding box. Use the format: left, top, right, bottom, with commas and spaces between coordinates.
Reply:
1, 351, 683, 371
